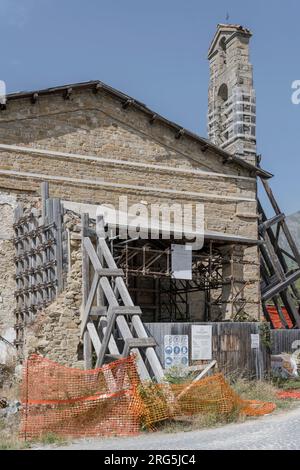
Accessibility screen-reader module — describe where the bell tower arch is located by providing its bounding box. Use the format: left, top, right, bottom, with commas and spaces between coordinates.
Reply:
207, 24, 257, 164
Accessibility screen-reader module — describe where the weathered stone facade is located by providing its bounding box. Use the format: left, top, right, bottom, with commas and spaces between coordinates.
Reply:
0, 192, 42, 364
23, 213, 83, 366
0, 42, 265, 364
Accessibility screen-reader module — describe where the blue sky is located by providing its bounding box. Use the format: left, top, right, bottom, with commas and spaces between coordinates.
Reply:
1, 0, 300, 215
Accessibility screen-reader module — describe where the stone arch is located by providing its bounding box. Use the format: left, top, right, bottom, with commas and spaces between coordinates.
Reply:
218, 83, 228, 103
219, 36, 227, 52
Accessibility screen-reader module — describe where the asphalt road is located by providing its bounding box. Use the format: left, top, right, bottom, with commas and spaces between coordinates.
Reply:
37, 406, 300, 450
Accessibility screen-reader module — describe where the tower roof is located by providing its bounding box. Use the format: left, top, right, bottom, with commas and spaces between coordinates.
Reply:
208, 23, 252, 58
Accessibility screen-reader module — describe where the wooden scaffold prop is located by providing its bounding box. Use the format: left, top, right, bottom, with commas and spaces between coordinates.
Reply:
80, 212, 165, 382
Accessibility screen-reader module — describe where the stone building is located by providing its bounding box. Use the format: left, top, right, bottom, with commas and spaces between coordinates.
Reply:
0, 24, 271, 366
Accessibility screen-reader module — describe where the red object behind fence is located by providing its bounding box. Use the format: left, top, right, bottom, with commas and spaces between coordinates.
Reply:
266, 306, 294, 329
277, 390, 300, 400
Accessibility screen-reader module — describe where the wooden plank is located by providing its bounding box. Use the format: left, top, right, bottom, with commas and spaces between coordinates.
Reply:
53, 198, 63, 294
123, 337, 157, 357
96, 308, 116, 367
83, 237, 102, 271
115, 277, 165, 381
46, 199, 55, 302
262, 270, 300, 300
80, 273, 100, 336
83, 330, 92, 370
259, 213, 285, 233
41, 182, 49, 222
112, 306, 142, 315
81, 213, 92, 369
97, 268, 124, 277
87, 322, 101, 356
90, 306, 108, 317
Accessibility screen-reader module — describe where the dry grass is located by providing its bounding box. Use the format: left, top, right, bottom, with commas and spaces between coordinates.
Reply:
159, 375, 300, 434
0, 416, 68, 450
273, 377, 300, 391
160, 407, 243, 434
232, 377, 299, 412
0, 415, 26, 450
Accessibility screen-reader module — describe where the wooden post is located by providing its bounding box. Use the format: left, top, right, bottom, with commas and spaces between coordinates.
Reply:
41, 182, 49, 223
261, 178, 300, 267
82, 213, 92, 369
53, 198, 64, 294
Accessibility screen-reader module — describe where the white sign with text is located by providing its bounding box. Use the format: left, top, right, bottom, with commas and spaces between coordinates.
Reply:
191, 325, 213, 360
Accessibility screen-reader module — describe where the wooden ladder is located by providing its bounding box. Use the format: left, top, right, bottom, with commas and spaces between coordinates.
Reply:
80, 213, 164, 382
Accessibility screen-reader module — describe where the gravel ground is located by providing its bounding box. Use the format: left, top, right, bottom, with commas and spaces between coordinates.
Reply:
35, 405, 300, 450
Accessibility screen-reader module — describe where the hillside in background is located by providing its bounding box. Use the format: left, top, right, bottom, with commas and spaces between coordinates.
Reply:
279, 212, 300, 268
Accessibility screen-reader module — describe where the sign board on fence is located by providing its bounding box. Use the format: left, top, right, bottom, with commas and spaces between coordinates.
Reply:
251, 334, 260, 349
171, 244, 192, 280
192, 325, 213, 360
164, 335, 189, 369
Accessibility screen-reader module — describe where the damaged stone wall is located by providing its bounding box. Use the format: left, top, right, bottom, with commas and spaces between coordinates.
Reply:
0, 192, 40, 365
0, 85, 261, 321
23, 213, 83, 367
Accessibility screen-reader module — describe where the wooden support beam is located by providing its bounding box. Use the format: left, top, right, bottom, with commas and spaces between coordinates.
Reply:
87, 322, 101, 356
82, 213, 92, 369
262, 270, 300, 301
97, 268, 124, 277
53, 198, 63, 293
80, 273, 100, 336
83, 331, 92, 370
41, 182, 49, 222
261, 178, 300, 266
259, 213, 285, 233
122, 337, 157, 358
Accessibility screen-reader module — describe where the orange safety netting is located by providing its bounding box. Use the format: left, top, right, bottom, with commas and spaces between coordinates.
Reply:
20, 355, 276, 440
20, 354, 141, 440
277, 390, 300, 400
133, 374, 276, 429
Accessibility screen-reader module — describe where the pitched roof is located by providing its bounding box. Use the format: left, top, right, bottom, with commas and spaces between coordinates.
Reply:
208, 23, 252, 58
4, 79, 272, 179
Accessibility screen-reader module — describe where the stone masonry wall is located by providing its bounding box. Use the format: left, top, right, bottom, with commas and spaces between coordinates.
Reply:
0, 192, 42, 364
0, 89, 259, 244
0, 86, 261, 342
23, 235, 83, 367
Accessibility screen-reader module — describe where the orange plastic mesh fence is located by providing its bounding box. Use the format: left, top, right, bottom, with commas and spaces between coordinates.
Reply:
133, 374, 276, 429
20, 356, 276, 439
277, 390, 300, 400
20, 354, 141, 440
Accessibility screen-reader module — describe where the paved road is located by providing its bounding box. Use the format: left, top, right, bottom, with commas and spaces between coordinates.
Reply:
38, 406, 300, 450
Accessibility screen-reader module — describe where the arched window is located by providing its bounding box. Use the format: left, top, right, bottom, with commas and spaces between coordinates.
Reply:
219, 36, 226, 52
218, 83, 228, 103
217, 84, 229, 142
219, 37, 227, 64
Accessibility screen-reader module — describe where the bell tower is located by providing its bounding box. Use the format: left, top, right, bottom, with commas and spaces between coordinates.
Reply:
207, 24, 257, 164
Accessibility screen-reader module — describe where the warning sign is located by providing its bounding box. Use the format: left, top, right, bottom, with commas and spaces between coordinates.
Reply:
164, 335, 189, 369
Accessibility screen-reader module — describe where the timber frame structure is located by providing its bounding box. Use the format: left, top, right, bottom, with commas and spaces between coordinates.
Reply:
81, 213, 164, 381
259, 176, 300, 329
